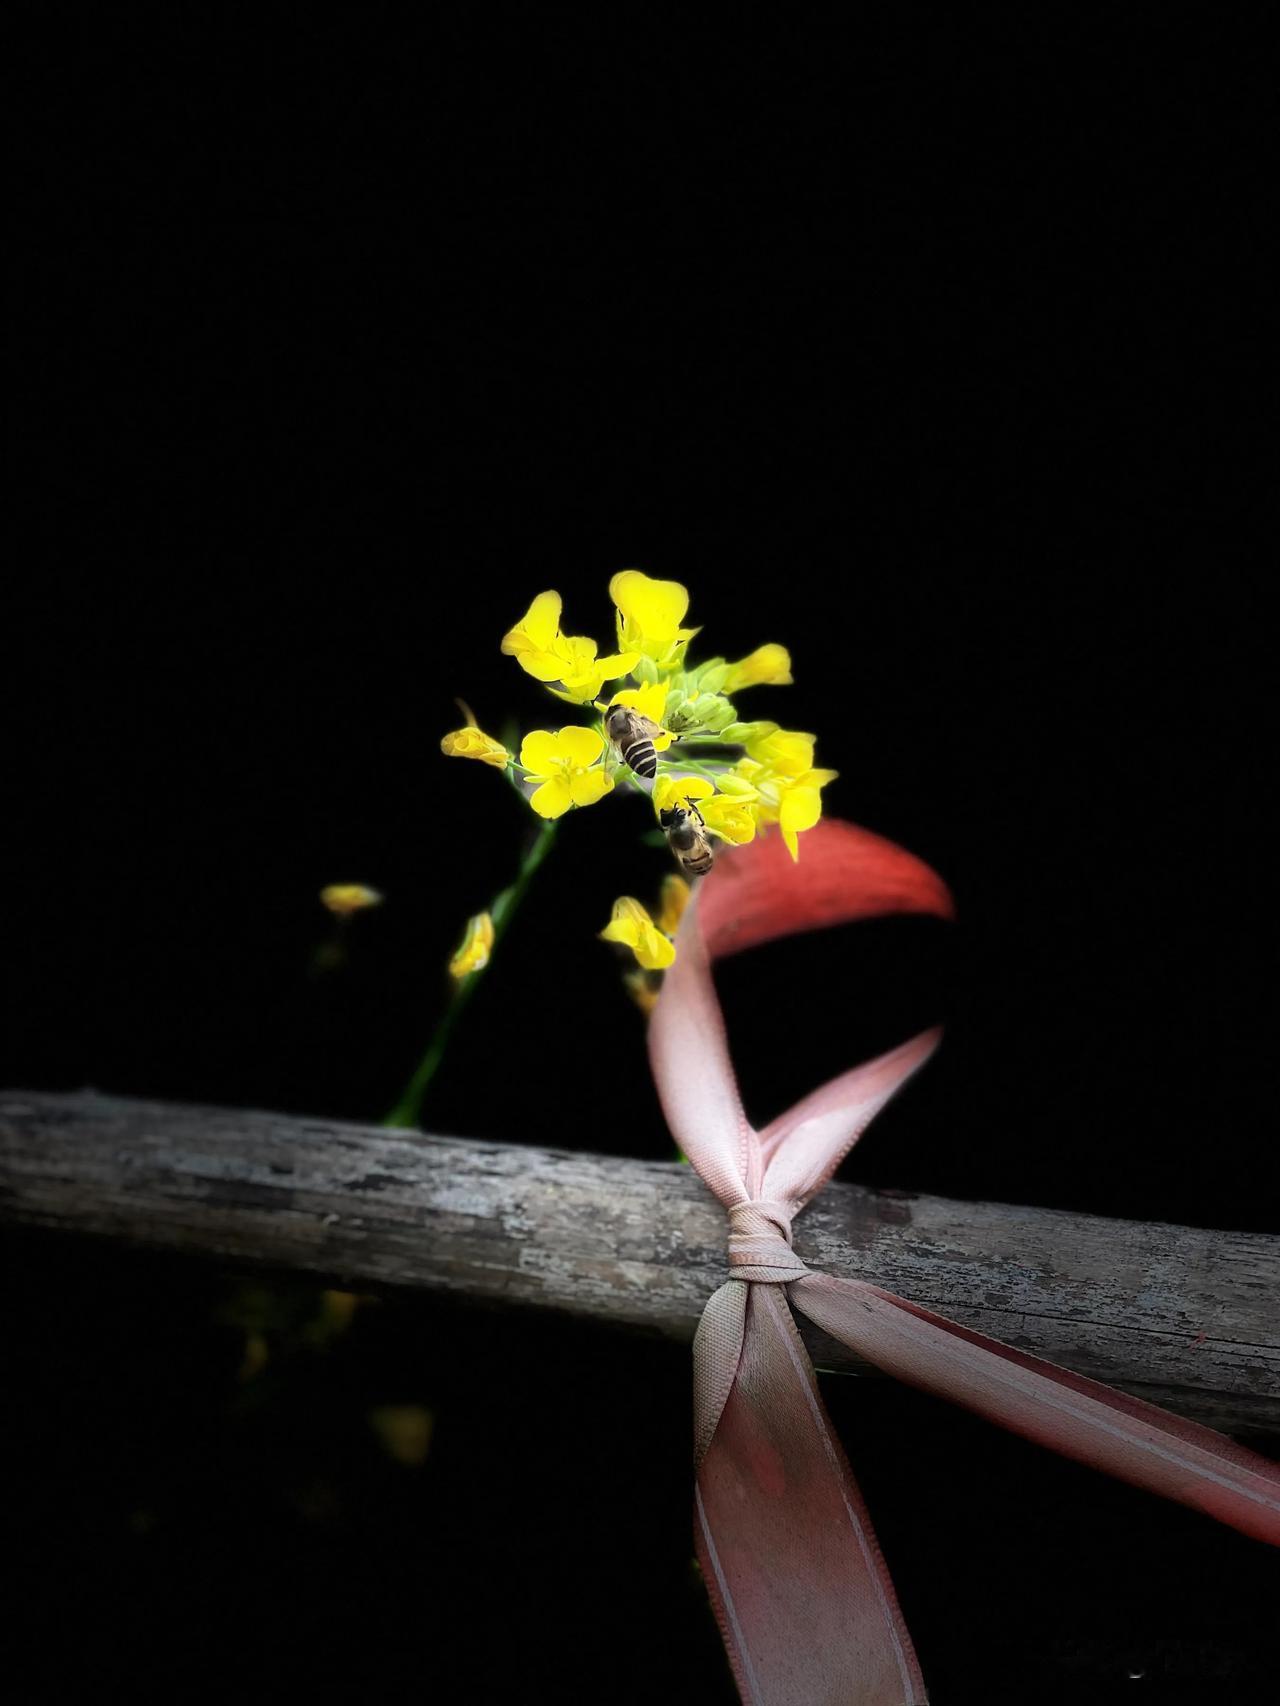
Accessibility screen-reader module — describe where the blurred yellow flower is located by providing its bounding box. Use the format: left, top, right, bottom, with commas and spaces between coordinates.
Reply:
368, 1404, 434, 1467
320, 884, 384, 916
722, 643, 793, 692
449, 911, 495, 978
600, 895, 677, 970
520, 726, 615, 818
501, 590, 637, 704
623, 969, 661, 1016
609, 569, 699, 666
655, 872, 691, 938
440, 725, 511, 767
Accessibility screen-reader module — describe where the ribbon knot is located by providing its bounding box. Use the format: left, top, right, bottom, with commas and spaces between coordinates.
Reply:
648, 820, 1278, 1703
726, 1198, 808, 1282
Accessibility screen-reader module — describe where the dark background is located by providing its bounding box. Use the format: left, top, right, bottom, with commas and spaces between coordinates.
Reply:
8, 13, 1276, 1703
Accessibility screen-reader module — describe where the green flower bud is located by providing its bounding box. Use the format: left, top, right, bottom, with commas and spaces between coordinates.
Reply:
694, 694, 737, 732
693, 660, 729, 695
719, 719, 776, 744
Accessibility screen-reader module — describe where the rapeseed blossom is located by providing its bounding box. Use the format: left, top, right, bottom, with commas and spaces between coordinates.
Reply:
441, 569, 836, 985
599, 895, 677, 971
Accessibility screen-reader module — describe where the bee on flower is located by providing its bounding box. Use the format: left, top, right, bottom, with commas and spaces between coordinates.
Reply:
434, 567, 833, 1010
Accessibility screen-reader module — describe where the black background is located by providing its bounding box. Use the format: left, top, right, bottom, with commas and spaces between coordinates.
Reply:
8, 12, 1276, 1703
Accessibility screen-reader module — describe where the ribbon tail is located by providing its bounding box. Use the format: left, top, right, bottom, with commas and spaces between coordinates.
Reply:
793, 1272, 1280, 1545
694, 1282, 927, 1706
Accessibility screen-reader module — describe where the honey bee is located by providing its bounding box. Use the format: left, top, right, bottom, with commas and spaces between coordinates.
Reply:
660, 801, 715, 878
603, 704, 666, 782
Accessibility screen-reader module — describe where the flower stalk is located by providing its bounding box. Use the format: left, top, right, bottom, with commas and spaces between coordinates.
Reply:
383, 817, 558, 1127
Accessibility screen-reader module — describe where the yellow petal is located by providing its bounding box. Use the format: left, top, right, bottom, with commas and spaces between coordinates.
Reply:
634, 923, 676, 970
610, 680, 669, 723
701, 798, 758, 845
781, 822, 800, 861
501, 590, 562, 656
515, 649, 571, 683
568, 767, 614, 808
440, 727, 511, 768
600, 896, 677, 971
320, 884, 383, 916
528, 775, 574, 818
722, 643, 794, 692
609, 569, 691, 644
547, 677, 603, 706
746, 726, 816, 777
593, 651, 641, 680
600, 897, 644, 948
519, 729, 567, 775
555, 724, 606, 767
780, 786, 824, 836
652, 772, 715, 813
555, 633, 600, 671
600, 918, 639, 948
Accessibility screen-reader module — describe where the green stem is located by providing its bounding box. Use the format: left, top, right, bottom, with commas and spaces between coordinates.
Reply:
657, 754, 734, 781
383, 817, 558, 1127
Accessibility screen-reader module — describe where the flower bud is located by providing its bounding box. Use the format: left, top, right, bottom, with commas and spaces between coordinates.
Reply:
320, 884, 384, 916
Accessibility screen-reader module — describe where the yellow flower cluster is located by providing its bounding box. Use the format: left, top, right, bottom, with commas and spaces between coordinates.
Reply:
439, 570, 837, 976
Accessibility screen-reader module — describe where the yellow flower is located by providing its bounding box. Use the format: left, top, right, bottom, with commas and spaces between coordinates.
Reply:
721, 643, 793, 692
609, 569, 699, 667
736, 753, 838, 861
449, 911, 494, 978
440, 725, 511, 767
655, 872, 691, 938
599, 896, 676, 970
700, 795, 758, 845
608, 678, 675, 750
501, 590, 637, 704
500, 590, 564, 675
519, 726, 615, 818
320, 884, 384, 916
652, 772, 758, 846
368, 1404, 434, 1468
744, 724, 816, 777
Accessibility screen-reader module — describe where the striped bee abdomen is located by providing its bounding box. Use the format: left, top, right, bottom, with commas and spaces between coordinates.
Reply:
619, 736, 657, 779
604, 707, 665, 782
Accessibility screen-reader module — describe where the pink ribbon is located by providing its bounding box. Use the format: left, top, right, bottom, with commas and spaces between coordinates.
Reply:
648, 818, 1279, 1705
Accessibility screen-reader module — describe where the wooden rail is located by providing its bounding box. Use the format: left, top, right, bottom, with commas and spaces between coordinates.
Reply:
1, 1090, 1276, 1436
